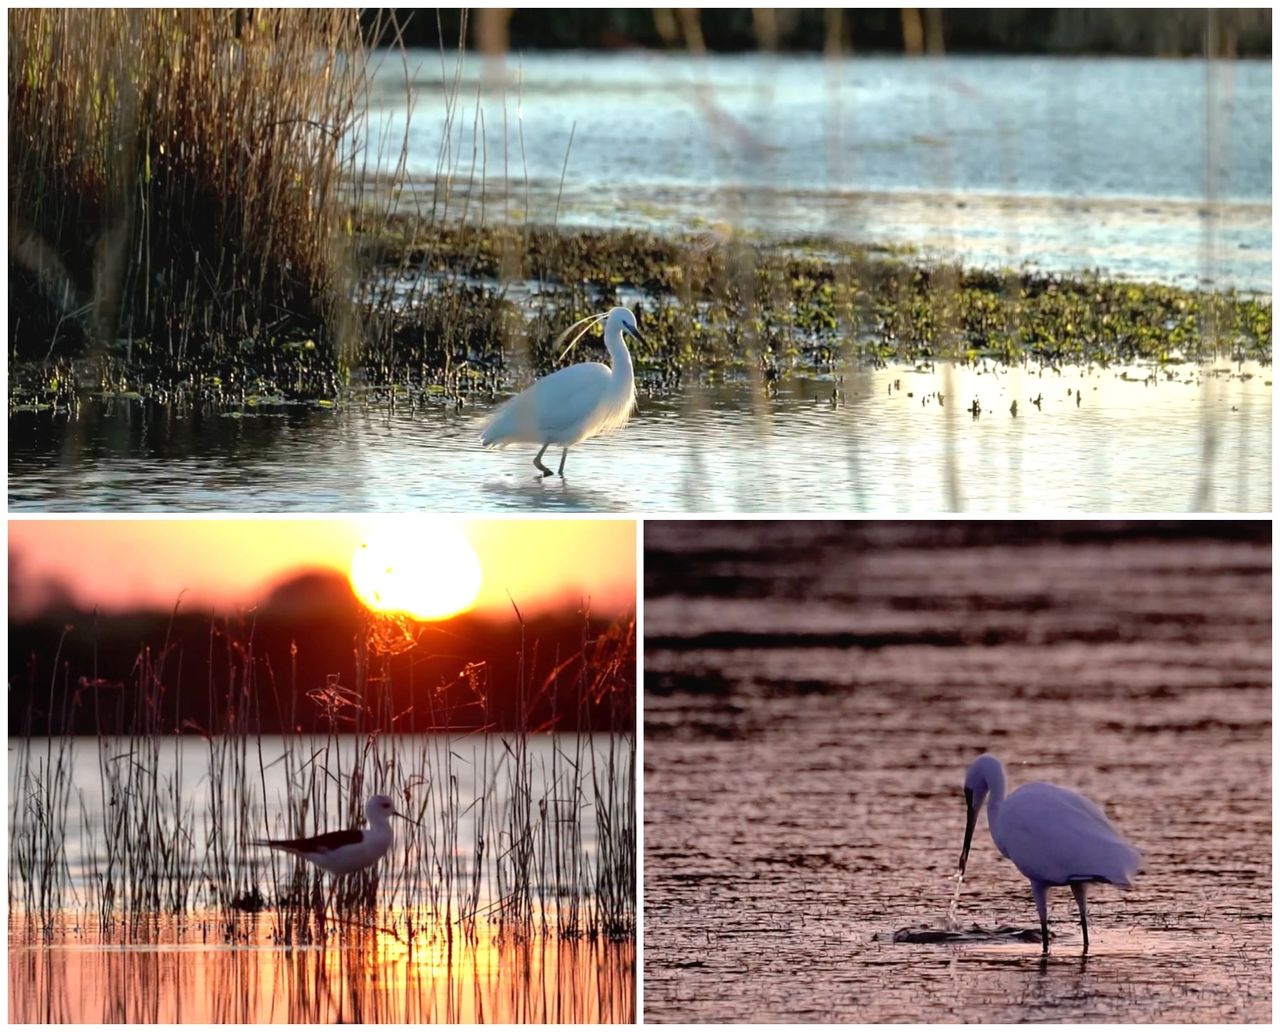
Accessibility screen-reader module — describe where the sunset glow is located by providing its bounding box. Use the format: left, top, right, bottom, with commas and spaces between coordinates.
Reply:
349, 521, 482, 621
8, 519, 635, 619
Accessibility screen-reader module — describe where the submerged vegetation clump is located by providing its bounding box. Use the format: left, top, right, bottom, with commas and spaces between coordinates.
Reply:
14, 219, 1268, 416
382, 224, 1272, 381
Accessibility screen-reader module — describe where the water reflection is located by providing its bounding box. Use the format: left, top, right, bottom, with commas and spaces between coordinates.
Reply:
9, 361, 1270, 513
369, 53, 1271, 291
9, 916, 634, 1023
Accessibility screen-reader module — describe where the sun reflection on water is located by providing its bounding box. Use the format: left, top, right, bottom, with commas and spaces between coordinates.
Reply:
9, 911, 635, 1023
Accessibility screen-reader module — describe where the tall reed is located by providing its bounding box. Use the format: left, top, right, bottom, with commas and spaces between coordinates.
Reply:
8, 606, 637, 947
9, 9, 388, 361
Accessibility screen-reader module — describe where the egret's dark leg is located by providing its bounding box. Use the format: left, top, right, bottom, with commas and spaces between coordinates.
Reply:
557, 448, 568, 477
1031, 881, 1050, 954
1070, 881, 1090, 954
533, 444, 553, 477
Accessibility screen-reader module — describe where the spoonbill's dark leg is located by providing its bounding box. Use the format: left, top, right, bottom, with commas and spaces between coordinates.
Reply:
533, 445, 553, 477
1031, 881, 1050, 954
1070, 881, 1090, 953
557, 448, 568, 477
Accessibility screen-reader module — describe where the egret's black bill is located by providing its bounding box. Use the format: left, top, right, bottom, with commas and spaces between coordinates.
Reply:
959, 786, 976, 875
625, 326, 647, 348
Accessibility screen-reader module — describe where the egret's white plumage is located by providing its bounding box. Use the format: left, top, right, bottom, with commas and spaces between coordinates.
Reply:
481, 306, 641, 477
959, 754, 1141, 953
253, 794, 414, 876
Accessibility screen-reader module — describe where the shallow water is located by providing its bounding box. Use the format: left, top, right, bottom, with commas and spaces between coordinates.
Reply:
369, 52, 1272, 291
8, 361, 1270, 513
9, 916, 633, 1023
643, 523, 1271, 1022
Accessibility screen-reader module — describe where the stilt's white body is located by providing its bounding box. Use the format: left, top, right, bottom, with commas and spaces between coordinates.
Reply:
959, 754, 1141, 952
254, 794, 408, 876
481, 306, 640, 476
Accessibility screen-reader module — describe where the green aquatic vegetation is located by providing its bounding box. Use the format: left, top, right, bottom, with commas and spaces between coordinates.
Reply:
14, 107, 1273, 408
13, 220, 1270, 412
410, 226, 1260, 384
455, 239, 1259, 382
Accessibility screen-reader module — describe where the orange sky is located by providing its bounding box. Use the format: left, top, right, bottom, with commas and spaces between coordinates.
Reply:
8, 518, 635, 619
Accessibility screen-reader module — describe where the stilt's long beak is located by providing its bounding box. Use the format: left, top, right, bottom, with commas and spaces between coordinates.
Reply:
959, 787, 976, 875
392, 808, 422, 827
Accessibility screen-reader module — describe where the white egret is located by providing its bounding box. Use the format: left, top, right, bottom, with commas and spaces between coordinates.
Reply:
958, 754, 1141, 953
480, 306, 642, 477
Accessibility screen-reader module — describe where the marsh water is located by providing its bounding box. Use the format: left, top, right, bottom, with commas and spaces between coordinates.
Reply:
373, 52, 1271, 292
8, 733, 635, 1023
9, 53, 1273, 514
9, 360, 1271, 512
643, 522, 1271, 1022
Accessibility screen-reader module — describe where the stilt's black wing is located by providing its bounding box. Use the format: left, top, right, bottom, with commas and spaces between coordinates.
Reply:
259, 828, 364, 853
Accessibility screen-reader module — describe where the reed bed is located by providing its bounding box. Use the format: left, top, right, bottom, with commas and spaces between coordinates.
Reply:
7, 608, 637, 948
8, 7, 526, 405
9, 9, 383, 363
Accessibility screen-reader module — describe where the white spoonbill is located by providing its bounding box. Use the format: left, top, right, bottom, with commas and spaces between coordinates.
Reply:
253, 795, 417, 876
958, 754, 1141, 953
480, 306, 643, 477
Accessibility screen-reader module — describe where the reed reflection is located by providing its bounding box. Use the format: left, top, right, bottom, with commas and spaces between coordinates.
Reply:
10, 916, 635, 1023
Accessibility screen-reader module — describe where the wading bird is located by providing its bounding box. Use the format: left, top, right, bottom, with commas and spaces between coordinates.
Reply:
480, 306, 642, 477
958, 754, 1141, 953
254, 795, 417, 875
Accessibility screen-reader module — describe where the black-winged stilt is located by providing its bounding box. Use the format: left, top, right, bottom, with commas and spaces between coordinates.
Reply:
254, 795, 416, 875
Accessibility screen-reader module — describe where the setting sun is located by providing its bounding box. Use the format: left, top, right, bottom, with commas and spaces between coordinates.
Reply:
349, 521, 483, 621
9, 518, 633, 619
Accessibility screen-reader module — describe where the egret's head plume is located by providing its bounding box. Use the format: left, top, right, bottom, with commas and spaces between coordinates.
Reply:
553, 310, 609, 363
